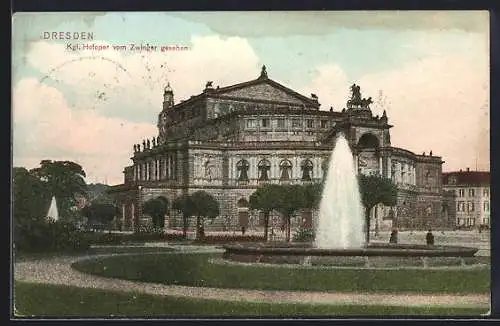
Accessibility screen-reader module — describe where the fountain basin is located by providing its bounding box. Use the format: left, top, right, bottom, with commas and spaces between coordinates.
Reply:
222, 243, 481, 268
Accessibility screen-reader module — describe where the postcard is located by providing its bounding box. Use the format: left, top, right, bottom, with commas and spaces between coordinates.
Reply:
12, 11, 490, 319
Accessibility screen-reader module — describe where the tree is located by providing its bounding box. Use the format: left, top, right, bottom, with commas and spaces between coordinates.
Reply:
358, 174, 398, 244
275, 184, 307, 242
81, 203, 119, 232
249, 184, 282, 241
30, 160, 88, 221
172, 194, 194, 238
13, 165, 91, 253
190, 191, 220, 240
13, 167, 52, 250
295, 182, 323, 235
142, 197, 169, 230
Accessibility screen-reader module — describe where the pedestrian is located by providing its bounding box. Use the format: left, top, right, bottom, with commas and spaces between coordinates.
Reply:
241, 226, 246, 236
426, 229, 435, 246
389, 229, 398, 244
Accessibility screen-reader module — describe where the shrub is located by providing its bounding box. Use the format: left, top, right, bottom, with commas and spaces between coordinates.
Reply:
292, 228, 315, 242
80, 231, 187, 246
14, 220, 91, 254
194, 235, 265, 244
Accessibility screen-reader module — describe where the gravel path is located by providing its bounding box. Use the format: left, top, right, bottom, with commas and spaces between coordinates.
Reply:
13, 247, 490, 309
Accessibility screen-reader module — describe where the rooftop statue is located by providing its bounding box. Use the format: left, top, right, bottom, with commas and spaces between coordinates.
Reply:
347, 84, 372, 108
259, 65, 268, 79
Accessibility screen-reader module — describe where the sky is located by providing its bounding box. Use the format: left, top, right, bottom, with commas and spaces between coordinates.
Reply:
12, 11, 490, 185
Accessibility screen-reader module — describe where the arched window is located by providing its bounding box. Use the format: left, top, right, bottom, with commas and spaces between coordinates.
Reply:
237, 198, 249, 208
301, 159, 313, 181
279, 159, 293, 181
357, 133, 380, 149
258, 159, 271, 181
236, 159, 250, 182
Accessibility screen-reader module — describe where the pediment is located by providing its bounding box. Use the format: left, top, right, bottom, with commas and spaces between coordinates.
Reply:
218, 80, 315, 107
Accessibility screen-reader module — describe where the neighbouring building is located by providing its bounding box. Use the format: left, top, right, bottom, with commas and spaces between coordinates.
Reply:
442, 169, 490, 229
108, 66, 451, 232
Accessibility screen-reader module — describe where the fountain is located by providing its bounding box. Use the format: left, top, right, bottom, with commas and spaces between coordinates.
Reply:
47, 196, 59, 222
222, 134, 479, 268
315, 134, 364, 249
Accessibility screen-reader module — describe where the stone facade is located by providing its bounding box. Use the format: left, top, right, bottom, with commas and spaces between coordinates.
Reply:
108, 66, 451, 232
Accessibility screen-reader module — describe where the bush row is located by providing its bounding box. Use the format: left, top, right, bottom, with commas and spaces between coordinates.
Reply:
80, 231, 187, 245
14, 220, 91, 254
194, 235, 266, 244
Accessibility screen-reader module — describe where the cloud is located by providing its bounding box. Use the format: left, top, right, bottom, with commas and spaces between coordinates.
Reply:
171, 11, 489, 37
301, 52, 489, 172
24, 35, 260, 123
299, 64, 350, 110
14, 35, 261, 184
13, 78, 157, 184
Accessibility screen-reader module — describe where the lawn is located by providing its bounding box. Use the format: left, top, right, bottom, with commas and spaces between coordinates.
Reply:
14, 282, 487, 317
72, 253, 490, 294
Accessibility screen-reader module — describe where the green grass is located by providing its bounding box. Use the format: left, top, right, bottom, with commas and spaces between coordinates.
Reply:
72, 253, 491, 294
14, 282, 487, 317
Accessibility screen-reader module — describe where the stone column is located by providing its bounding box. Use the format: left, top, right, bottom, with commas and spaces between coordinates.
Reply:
379, 156, 383, 176
163, 156, 167, 180
122, 204, 126, 229
387, 157, 392, 180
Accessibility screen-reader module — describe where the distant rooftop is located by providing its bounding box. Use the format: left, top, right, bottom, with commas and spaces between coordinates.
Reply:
442, 169, 490, 186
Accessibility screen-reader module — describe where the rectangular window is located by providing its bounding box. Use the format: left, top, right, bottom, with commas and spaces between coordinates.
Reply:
459, 189, 465, 197
321, 120, 328, 128
484, 201, 490, 212
306, 119, 314, 128
276, 118, 286, 129
467, 202, 474, 212
292, 119, 303, 128
261, 118, 269, 128
246, 119, 256, 128
483, 189, 489, 197
468, 189, 475, 197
